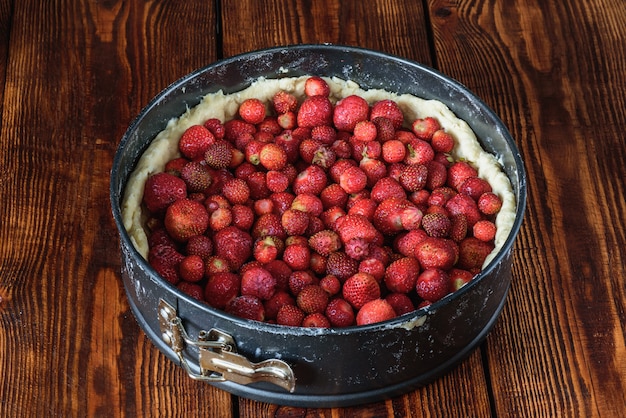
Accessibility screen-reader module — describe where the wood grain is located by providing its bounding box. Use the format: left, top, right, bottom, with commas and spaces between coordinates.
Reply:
0, 0, 625, 416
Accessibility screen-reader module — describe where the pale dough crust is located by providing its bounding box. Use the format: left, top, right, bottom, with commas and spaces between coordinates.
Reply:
121, 76, 515, 267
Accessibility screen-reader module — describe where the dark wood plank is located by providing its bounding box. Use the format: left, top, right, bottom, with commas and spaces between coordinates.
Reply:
428, 0, 626, 415
0, 1, 230, 416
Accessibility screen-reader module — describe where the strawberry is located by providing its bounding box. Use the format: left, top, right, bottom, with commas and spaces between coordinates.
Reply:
370, 99, 404, 129
326, 251, 359, 282
222, 178, 250, 205
356, 299, 396, 326
373, 197, 414, 235
344, 237, 370, 260
264, 259, 293, 291
177, 282, 204, 301
331, 139, 352, 159
319, 274, 341, 296
359, 156, 387, 188
165, 157, 190, 177
395, 129, 417, 144
411, 117, 440, 140
427, 186, 457, 207
203, 118, 226, 140
180, 161, 212, 192
333, 95, 370, 132
393, 230, 428, 258
265, 170, 289, 193
246, 171, 271, 200
385, 293, 415, 316
320, 184, 348, 209
425, 160, 448, 190
311, 125, 337, 145
231, 204, 255, 230
259, 142, 288, 171
414, 237, 457, 271
281, 208, 310, 236
311, 145, 337, 169
185, 234, 214, 261
282, 243, 311, 271
325, 297, 355, 327
370, 177, 406, 202
225, 119, 256, 142
272, 90, 298, 114
288, 270, 318, 296
252, 213, 287, 240
179, 255, 205, 283
416, 268, 450, 302
404, 139, 434, 166
449, 268, 474, 292
353, 120, 377, 142
421, 212, 452, 238
253, 236, 279, 263
449, 214, 468, 242
143, 172, 187, 213
304, 76, 331, 97
277, 111, 297, 130
204, 256, 232, 275
478, 192, 503, 215
292, 165, 327, 195
204, 272, 240, 309
372, 116, 396, 142
253, 197, 274, 216
213, 226, 253, 270
342, 272, 380, 309
297, 95, 333, 127
308, 230, 342, 256
459, 176, 492, 201
348, 197, 377, 220
400, 204, 424, 230
447, 161, 478, 191
257, 117, 282, 135
148, 244, 185, 285
179, 125, 215, 160
297, 284, 330, 314
384, 257, 420, 293
264, 291, 295, 320
472, 220, 497, 242
226, 295, 265, 322
240, 266, 277, 300
358, 257, 386, 282
399, 164, 428, 192
276, 304, 305, 326
381, 139, 406, 163
302, 313, 331, 328
164, 198, 209, 242
204, 140, 233, 169
309, 250, 327, 275
445, 193, 483, 227
335, 214, 378, 244
291, 193, 324, 216
238, 98, 266, 125
431, 129, 455, 153
244, 139, 265, 166
339, 165, 368, 194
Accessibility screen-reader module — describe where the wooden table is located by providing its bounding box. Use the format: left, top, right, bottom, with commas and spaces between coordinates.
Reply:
1, 0, 624, 416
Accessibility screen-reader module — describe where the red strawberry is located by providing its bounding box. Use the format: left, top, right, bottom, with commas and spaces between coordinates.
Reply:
264, 259, 292, 291
326, 251, 359, 282
304, 76, 331, 97
416, 268, 450, 302
179, 255, 205, 283
356, 299, 396, 326
411, 117, 440, 140
473, 220, 497, 242
291, 193, 324, 216
281, 209, 310, 236
277, 111, 297, 130
370, 99, 404, 129
231, 203, 255, 230
370, 177, 406, 202
425, 160, 448, 190
222, 178, 250, 205
421, 212, 452, 238
282, 243, 311, 271
449, 268, 474, 292
204, 256, 232, 275
359, 156, 387, 188
319, 274, 341, 296
165, 157, 190, 177
297, 95, 333, 127
344, 237, 370, 261
292, 164, 327, 195
164, 198, 209, 242
372, 116, 396, 142
447, 161, 478, 191
238, 98, 266, 125
414, 237, 457, 271
179, 125, 215, 160
394, 230, 428, 258
143, 172, 187, 213
339, 165, 368, 194
373, 197, 415, 235
297, 284, 330, 314
459, 176, 492, 201
333, 95, 369, 132
180, 161, 212, 192
399, 164, 428, 192
335, 214, 378, 244
381, 139, 406, 163
203, 118, 226, 140
272, 90, 298, 114
427, 186, 457, 207
308, 230, 342, 256
259, 142, 288, 171
266, 170, 289, 193
404, 139, 434, 166
431, 129, 455, 153
384, 257, 420, 293
457, 237, 494, 270
358, 258, 386, 282
246, 171, 271, 200
226, 295, 265, 322
213, 226, 253, 270
347, 197, 377, 220
148, 244, 185, 285
253, 236, 279, 263
302, 313, 331, 328
241, 266, 277, 300
342, 272, 380, 309
276, 304, 305, 326
185, 234, 214, 260
177, 282, 204, 301
252, 213, 286, 240
320, 184, 348, 209
288, 270, 318, 296
353, 120, 377, 142
450, 214, 468, 242
264, 291, 295, 320
478, 192, 503, 215
445, 193, 483, 227
311, 125, 337, 145
204, 272, 240, 309
311, 145, 336, 169
385, 293, 415, 316
325, 298, 355, 327
204, 140, 233, 169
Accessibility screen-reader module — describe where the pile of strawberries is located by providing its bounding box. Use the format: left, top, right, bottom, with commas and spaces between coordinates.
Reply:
142, 76, 503, 328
